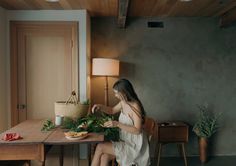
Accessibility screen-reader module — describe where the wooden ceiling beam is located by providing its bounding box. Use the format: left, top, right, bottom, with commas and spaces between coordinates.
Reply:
214, 0, 236, 16
220, 6, 236, 27
0, 0, 15, 10
117, 0, 130, 28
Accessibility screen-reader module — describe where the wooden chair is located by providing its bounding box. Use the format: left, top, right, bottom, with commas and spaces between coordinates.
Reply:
113, 117, 158, 166
143, 117, 159, 166
143, 117, 158, 142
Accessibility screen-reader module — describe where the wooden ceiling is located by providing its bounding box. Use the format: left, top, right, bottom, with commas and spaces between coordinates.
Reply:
0, 0, 236, 27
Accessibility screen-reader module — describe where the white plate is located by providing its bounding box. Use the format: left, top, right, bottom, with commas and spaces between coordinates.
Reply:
65, 134, 88, 141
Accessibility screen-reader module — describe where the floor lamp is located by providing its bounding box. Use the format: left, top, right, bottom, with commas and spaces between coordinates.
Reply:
92, 58, 120, 106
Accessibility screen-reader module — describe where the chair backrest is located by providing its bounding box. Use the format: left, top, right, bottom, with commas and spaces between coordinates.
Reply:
143, 117, 158, 142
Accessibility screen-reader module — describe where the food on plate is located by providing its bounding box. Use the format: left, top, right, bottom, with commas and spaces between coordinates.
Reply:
64, 131, 88, 138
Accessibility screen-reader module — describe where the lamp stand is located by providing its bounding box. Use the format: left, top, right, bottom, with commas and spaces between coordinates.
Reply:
104, 76, 109, 106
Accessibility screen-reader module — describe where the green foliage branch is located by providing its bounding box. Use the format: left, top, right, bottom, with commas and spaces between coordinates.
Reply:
41, 119, 55, 131
62, 113, 120, 141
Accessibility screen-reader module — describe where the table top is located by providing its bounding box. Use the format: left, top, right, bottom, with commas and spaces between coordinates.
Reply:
0, 120, 104, 145
44, 128, 104, 145
0, 119, 53, 145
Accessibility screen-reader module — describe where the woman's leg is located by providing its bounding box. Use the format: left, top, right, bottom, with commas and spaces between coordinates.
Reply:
100, 154, 115, 166
91, 142, 115, 166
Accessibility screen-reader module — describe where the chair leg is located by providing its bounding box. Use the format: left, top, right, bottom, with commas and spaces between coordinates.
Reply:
181, 143, 187, 166
177, 143, 183, 157
157, 143, 162, 166
111, 159, 115, 166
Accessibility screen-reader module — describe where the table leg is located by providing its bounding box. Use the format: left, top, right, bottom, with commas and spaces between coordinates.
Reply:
60, 145, 64, 166
181, 143, 187, 166
90, 144, 97, 165
157, 143, 162, 166
88, 144, 91, 166
77, 145, 80, 166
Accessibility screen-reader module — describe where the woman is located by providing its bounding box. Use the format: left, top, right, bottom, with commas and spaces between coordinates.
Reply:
91, 79, 150, 166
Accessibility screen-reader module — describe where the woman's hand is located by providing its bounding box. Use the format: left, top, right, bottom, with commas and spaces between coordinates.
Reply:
91, 104, 101, 113
103, 120, 119, 128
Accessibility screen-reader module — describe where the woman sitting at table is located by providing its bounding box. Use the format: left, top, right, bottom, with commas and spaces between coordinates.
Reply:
91, 78, 150, 166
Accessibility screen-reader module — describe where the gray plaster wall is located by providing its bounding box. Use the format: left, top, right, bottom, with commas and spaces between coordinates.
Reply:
91, 17, 236, 156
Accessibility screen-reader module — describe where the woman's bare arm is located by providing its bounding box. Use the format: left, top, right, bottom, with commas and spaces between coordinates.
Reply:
92, 102, 122, 115
104, 103, 142, 135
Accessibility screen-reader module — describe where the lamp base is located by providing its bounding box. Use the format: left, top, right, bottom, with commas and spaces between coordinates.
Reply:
104, 76, 108, 106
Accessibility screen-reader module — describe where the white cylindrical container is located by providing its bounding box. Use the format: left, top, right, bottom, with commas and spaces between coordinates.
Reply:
55, 115, 64, 126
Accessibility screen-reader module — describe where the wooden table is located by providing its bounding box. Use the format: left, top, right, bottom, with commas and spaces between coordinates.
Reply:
0, 120, 52, 166
44, 128, 104, 166
157, 121, 189, 166
0, 120, 104, 166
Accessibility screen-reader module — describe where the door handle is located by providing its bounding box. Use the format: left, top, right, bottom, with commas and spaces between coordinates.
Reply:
17, 104, 26, 110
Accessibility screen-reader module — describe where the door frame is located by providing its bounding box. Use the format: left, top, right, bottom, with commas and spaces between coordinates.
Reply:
10, 21, 78, 126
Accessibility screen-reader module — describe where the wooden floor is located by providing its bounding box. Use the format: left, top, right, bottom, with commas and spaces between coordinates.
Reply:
2, 156, 236, 166
151, 156, 236, 166
0, 159, 88, 166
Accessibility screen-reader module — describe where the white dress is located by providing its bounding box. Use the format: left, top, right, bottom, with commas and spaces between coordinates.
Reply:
112, 111, 150, 166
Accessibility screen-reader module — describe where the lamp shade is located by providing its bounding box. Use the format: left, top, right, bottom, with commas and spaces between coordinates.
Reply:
92, 58, 119, 76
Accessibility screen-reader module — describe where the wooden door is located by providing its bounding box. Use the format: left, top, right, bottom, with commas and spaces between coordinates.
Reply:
10, 22, 78, 126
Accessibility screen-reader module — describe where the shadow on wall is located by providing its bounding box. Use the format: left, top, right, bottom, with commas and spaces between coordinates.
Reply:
120, 61, 136, 79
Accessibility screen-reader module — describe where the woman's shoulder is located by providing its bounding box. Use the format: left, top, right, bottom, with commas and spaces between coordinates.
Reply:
130, 101, 140, 110
126, 101, 141, 116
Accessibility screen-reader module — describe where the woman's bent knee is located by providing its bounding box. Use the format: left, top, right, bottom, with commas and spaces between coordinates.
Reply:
95, 143, 108, 157
101, 154, 110, 161
96, 143, 104, 153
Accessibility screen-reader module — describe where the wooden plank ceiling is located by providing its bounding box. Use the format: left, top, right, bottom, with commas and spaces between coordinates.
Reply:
0, 0, 236, 27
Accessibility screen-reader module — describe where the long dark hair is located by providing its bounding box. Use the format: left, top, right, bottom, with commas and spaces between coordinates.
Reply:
113, 79, 146, 124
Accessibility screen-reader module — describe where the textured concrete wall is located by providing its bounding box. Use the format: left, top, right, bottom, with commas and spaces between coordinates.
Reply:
0, 7, 7, 132
91, 18, 236, 156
